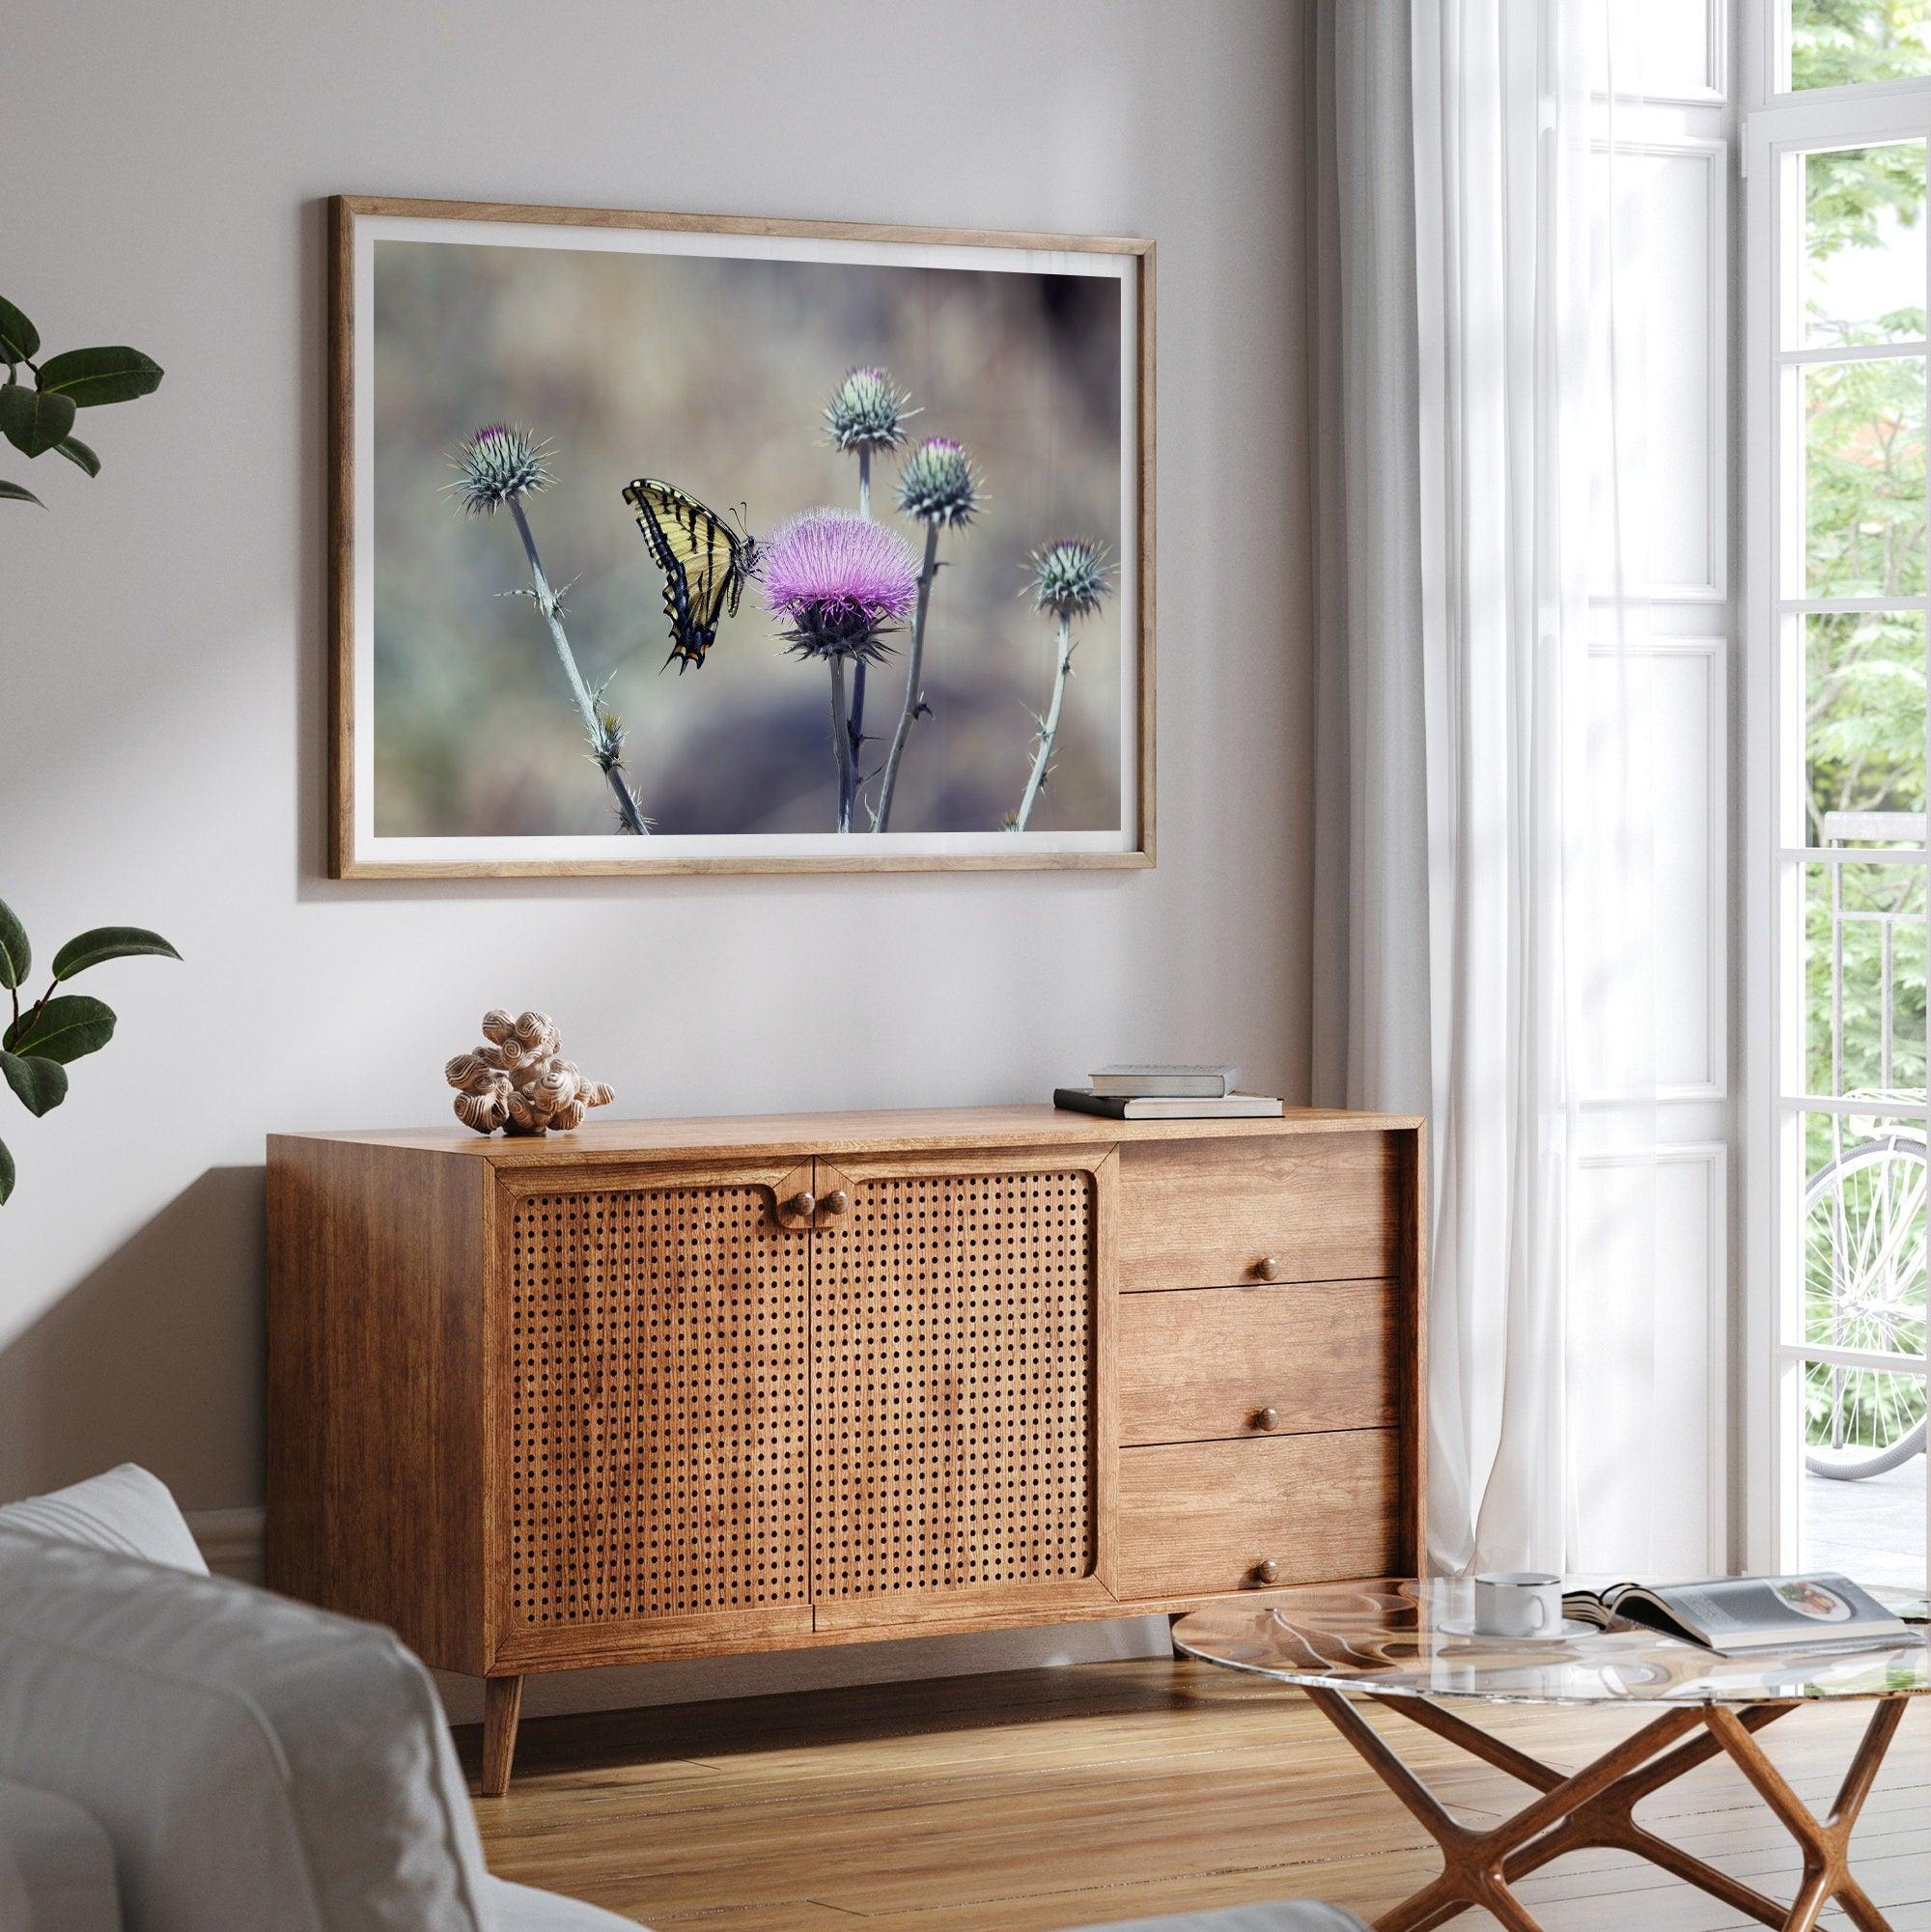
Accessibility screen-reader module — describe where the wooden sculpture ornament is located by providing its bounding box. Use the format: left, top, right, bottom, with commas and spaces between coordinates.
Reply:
443, 1009, 614, 1136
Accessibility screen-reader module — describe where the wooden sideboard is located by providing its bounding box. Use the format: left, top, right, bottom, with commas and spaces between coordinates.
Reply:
266, 1105, 1425, 1791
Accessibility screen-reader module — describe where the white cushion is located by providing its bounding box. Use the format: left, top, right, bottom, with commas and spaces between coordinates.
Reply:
0, 1464, 207, 1575
0, 1525, 493, 1931
0, 1775, 121, 1932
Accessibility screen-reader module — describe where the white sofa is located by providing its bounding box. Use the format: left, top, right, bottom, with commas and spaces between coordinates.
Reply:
0, 1466, 1361, 1932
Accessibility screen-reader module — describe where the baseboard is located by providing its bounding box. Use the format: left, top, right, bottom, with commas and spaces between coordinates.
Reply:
432, 1617, 1175, 1724
187, 1504, 266, 1582
186, 1507, 1174, 1722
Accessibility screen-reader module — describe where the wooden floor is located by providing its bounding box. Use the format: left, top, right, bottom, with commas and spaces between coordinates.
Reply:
463, 1658, 1931, 1932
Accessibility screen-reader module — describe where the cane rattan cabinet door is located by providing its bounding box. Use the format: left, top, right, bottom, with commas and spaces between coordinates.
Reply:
501, 1172, 812, 1656
808, 1154, 1115, 1628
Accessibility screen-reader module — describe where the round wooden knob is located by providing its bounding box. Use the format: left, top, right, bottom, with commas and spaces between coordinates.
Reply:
822, 1189, 850, 1216
1254, 1557, 1280, 1586
788, 1190, 816, 1218
1255, 1406, 1279, 1432
1255, 1255, 1281, 1281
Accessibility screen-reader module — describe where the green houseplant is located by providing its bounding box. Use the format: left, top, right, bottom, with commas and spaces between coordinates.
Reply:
0, 905, 179, 1204
2, 289, 174, 1202
2, 291, 162, 506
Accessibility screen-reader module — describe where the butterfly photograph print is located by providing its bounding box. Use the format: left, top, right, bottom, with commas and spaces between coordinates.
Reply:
328, 195, 1153, 877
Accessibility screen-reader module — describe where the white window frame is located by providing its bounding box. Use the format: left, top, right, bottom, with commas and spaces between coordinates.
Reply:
1742, 2, 1931, 1594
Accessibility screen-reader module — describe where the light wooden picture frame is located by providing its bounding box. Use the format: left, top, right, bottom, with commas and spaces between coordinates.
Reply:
328, 195, 1155, 878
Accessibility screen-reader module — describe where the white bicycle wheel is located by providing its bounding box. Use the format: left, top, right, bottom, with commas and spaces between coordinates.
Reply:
1802, 1134, 1929, 1481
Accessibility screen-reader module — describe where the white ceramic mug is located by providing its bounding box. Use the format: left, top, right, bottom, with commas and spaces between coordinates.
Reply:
1471, 1571, 1563, 1639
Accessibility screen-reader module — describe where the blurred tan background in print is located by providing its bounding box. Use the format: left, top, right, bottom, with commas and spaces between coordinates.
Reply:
371, 238, 1127, 837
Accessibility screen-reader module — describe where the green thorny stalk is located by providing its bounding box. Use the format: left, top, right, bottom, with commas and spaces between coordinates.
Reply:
507, 499, 649, 834
829, 657, 857, 832
871, 522, 942, 831
1011, 611, 1076, 831
843, 447, 873, 819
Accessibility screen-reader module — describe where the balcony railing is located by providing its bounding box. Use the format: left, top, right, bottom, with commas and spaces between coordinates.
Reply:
1807, 808, 1928, 1489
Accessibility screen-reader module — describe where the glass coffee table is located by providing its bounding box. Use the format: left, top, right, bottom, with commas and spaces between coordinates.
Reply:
1173, 1579, 1930, 1932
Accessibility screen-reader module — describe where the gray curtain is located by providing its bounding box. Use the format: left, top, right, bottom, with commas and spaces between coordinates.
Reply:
1307, 1, 1464, 1561
1307, 2, 1430, 1119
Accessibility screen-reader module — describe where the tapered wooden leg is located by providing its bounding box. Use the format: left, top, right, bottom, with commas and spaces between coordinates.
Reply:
1829, 1698, 1908, 1831
1375, 1873, 1466, 1932
1303, 1690, 1701, 1932
1299, 1689, 1912, 1932
1841, 1875, 1896, 1932
1500, 1702, 1802, 1928
1703, 1700, 1908, 1932
1784, 1870, 1836, 1932
482, 1674, 524, 1798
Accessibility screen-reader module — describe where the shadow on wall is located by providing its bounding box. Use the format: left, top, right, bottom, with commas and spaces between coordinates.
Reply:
0, 1166, 265, 1509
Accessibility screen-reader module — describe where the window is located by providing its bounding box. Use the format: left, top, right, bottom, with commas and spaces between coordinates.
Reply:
1784, 0, 1931, 92
1748, 0, 1931, 1597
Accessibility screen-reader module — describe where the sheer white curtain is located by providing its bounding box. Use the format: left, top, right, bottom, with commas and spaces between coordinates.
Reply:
1310, 0, 1663, 1576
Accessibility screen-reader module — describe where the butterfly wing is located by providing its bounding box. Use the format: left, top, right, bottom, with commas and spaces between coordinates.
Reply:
623, 478, 747, 670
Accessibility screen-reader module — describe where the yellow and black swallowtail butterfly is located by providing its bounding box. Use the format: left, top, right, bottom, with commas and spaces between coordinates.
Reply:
622, 477, 758, 671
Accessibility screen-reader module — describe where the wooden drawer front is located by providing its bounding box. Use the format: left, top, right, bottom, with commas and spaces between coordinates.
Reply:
1118, 1134, 1401, 1292
1115, 1432, 1399, 1599
1118, 1281, 1395, 1445
506, 1182, 810, 1630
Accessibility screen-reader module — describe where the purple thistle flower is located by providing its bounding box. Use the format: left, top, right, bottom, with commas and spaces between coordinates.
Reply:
762, 508, 920, 662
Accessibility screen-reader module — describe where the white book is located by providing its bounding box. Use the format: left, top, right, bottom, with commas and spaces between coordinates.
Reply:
1563, 1574, 1913, 1656
1089, 1062, 1239, 1098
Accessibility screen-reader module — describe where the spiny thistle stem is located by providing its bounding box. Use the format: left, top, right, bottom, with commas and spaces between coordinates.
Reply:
848, 449, 871, 791
507, 499, 648, 835
828, 657, 856, 832
873, 523, 941, 831
1012, 612, 1075, 832
848, 660, 869, 791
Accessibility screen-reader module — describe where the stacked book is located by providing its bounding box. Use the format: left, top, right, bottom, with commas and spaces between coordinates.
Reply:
1053, 1065, 1285, 1120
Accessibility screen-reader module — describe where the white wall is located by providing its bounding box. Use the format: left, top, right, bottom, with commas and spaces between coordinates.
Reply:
0, 0, 1314, 1714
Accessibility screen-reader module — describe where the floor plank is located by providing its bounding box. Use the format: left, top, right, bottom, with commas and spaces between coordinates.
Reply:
462, 1658, 1931, 1931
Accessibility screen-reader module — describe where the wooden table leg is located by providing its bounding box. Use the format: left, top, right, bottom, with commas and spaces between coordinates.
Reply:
1377, 1694, 1568, 1792
1841, 1875, 1897, 1932
482, 1674, 524, 1798
1298, 1690, 1912, 1932
1703, 1699, 1909, 1932
1499, 1702, 1802, 1928
1301, 1689, 1701, 1931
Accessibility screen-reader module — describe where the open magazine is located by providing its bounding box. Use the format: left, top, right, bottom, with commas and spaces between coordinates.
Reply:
1563, 1575, 1916, 1657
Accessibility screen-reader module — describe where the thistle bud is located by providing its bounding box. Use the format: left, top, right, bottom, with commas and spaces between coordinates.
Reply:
823, 367, 915, 456
895, 436, 982, 528
1028, 539, 1111, 621
448, 424, 550, 515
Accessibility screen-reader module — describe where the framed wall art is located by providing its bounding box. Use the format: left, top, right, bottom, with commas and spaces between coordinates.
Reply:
327, 195, 1155, 877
